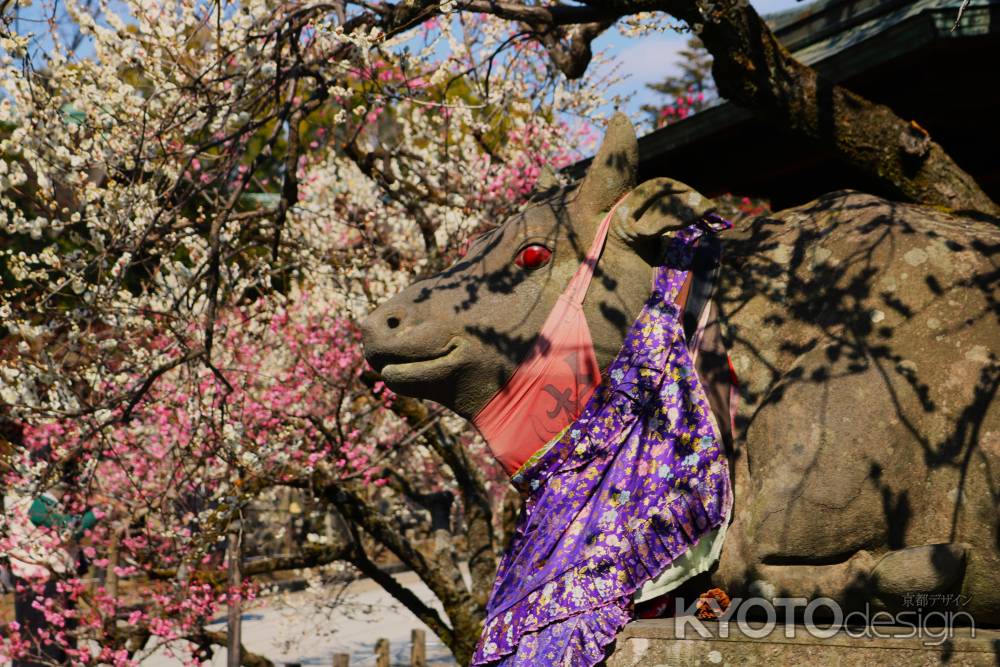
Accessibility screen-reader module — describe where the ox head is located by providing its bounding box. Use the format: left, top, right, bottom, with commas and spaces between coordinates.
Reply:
361, 114, 716, 418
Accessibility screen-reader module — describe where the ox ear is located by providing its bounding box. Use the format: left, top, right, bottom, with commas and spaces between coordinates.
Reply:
613, 177, 716, 242
576, 112, 638, 214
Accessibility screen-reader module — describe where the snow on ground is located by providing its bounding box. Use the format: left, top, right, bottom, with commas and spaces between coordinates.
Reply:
142, 570, 457, 666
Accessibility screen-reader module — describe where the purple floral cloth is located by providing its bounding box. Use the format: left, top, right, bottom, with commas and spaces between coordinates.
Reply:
472, 218, 733, 666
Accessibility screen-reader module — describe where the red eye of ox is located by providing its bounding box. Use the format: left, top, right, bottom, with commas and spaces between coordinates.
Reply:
515, 244, 552, 270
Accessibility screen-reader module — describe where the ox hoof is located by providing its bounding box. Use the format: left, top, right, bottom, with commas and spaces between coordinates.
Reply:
872, 543, 968, 601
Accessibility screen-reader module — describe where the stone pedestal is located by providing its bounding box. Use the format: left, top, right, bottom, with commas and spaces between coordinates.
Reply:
606, 619, 999, 666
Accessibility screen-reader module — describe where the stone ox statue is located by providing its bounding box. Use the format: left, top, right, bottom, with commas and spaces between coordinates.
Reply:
362, 114, 1000, 625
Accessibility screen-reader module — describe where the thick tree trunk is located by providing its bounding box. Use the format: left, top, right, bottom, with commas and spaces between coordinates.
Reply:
505, 0, 997, 213
664, 1, 999, 214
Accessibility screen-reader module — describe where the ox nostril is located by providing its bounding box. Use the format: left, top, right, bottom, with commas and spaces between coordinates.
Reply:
386, 315, 401, 330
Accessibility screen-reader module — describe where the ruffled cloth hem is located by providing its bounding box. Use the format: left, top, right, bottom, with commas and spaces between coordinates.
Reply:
475, 602, 630, 667
471, 468, 729, 666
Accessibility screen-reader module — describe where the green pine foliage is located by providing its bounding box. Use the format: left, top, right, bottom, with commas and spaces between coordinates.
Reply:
641, 37, 715, 128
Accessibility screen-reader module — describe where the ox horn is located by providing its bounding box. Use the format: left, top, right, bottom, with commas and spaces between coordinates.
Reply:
576, 112, 638, 214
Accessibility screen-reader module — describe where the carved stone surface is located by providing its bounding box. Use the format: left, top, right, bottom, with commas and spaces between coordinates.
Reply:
605, 620, 999, 666
714, 192, 1000, 624
362, 115, 1000, 626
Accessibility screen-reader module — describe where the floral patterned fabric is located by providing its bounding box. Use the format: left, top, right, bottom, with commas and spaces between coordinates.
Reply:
472, 218, 733, 667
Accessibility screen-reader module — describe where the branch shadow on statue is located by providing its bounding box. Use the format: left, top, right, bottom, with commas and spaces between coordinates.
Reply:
715, 192, 999, 624
361, 113, 1000, 629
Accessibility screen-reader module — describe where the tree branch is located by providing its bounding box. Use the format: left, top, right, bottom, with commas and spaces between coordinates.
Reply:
304, 476, 482, 662
346, 529, 457, 649
379, 466, 454, 522
197, 630, 275, 667
686, 1, 998, 214
532, 20, 615, 79
416, 0, 997, 213
361, 372, 496, 613
150, 542, 352, 582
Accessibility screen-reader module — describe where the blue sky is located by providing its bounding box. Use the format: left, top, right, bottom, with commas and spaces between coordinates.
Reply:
8, 0, 806, 134
596, 0, 805, 125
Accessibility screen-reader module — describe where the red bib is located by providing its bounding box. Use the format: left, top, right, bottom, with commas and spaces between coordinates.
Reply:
472, 200, 624, 474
